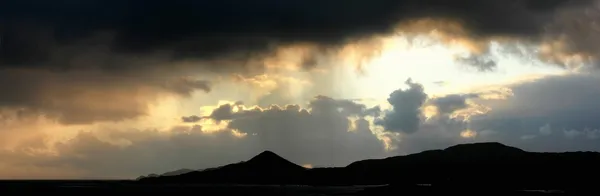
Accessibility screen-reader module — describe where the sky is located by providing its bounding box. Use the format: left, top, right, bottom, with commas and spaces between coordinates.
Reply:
1, 0, 600, 179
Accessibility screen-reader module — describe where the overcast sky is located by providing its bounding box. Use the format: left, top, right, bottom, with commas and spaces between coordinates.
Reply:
2, 0, 600, 179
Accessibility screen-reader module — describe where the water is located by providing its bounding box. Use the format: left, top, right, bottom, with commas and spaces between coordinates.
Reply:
0, 181, 576, 195
0, 181, 371, 195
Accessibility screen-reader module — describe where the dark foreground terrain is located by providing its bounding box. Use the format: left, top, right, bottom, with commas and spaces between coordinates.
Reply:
0, 180, 364, 195
141, 142, 600, 190
5, 142, 600, 195
0, 181, 594, 195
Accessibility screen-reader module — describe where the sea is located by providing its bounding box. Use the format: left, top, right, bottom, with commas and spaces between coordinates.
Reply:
0, 180, 380, 195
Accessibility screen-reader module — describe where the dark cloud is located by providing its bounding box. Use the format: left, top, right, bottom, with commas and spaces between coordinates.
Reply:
462, 73, 600, 151
205, 101, 245, 123
181, 115, 202, 123
205, 96, 379, 125
308, 95, 381, 117
541, 2, 600, 68
1, 0, 590, 70
376, 79, 428, 134
429, 93, 479, 115
0, 69, 211, 125
455, 54, 497, 71
363, 106, 382, 118
213, 95, 382, 134
0, 0, 595, 123
4, 0, 600, 178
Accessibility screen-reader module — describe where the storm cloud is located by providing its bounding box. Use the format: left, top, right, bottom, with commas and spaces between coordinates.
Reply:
376, 79, 428, 134
1, 0, 593, 69
0, 0, 598, 124
3, 0, 600, 180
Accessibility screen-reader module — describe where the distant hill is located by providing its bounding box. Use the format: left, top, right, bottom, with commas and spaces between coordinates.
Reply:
136, 168, 196, 180
160, 168, 195, 176
140, 151, 307, 184
138, 142, 600, 190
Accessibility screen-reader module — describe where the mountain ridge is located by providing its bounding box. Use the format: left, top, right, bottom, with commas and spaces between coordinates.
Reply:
138, 142, 600, 189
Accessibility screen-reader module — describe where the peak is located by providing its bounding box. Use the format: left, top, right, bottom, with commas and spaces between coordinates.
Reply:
245, 150, 305, 171
249, 150, 283, 162
246, 151, 304, 169
449, 142, 505, 147
445, 142, 525, 153
258, 150, 277, 156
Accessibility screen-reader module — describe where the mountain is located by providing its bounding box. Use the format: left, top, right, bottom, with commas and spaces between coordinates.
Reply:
136, 168, 196, 180
160, 168, 195, 176
138, 142, 600, 190
140, 151, 307, 184
344, 142, 600, 188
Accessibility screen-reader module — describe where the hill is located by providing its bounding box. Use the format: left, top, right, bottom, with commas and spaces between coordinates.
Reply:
138, 142, 600, 190
136, 168, 196, 180
140, 151, 307, 184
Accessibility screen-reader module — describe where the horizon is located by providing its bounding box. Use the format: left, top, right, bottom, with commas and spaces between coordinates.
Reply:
2, 0, 600, 179
0, 141, 599, 180
12, 141, 598, 180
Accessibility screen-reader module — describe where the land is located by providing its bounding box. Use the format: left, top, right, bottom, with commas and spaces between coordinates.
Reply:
5, 142, 600, 195
0, 181, 587, 195
140, 142, 600, 190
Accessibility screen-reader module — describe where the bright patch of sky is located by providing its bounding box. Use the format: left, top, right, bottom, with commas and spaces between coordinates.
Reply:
338, 36, 567, 101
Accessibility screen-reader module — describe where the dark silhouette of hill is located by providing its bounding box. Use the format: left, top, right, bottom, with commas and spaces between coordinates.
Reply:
136, 168, 195, 180
141, 151, 307, 184
160, 168, 195, 176
344, 142, 600, 190
138, 142, 600, 191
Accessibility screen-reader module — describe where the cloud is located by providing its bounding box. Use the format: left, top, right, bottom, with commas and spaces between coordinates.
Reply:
472, 74, 600, 131
390, 117, 472, 154
454, 54, 497, 71
201, 96, 387, 165
541, 1, 600, 68
371, 80, 483, 136
375, 73, 600, 155
0, 69, 211, 125
163, 78, 211, 95
3, 0, 600, 179
464, 73, 600, 151
307, 95, 381, 118
376, 79, 428, 134
15, 128, 251, 179
1, 0, 593, 70
6, 72, 600, 178
428, 93, 479, 116
203, 101, 245, 123
0, 0, 597, 125
0, 95, 390, 178
181, 115, 202, 123
233, 74, 314, 107
539, 124, 553, 135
